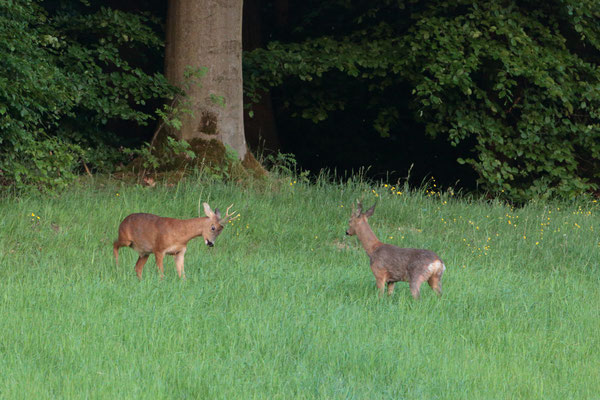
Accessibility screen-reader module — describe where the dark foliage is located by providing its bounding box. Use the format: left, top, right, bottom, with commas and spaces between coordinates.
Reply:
0, 0, 174, 191
2, 0, 599, 201
244, 0, 600, 200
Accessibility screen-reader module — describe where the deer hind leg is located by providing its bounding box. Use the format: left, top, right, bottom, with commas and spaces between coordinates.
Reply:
428, 274, 442, 297
387, 282, 396, 296
427, 261, 445, 297
134, 255, 149, 280
409, 275, 428, 299
113, 239, 131, 265
113, 242, 120, 265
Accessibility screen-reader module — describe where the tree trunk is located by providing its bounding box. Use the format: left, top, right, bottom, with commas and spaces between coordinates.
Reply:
164, 0, 247, 160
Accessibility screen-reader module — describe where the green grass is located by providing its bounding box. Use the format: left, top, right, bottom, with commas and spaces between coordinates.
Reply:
0, 176, 599, 399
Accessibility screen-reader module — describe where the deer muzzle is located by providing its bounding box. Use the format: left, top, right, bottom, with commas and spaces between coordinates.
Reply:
205, 239, 214, 247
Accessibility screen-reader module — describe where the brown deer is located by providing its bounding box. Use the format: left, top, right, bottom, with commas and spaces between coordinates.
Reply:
113, 203, 238, 279
346, 201, 445, 299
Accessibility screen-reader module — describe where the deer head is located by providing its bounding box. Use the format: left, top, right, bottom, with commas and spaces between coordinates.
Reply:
202, 203, 239, 247
345, 200, 376, 236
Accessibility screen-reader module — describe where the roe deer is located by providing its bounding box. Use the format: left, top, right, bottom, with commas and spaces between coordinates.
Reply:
113, 203, 238, 279
345, 201, 445, 299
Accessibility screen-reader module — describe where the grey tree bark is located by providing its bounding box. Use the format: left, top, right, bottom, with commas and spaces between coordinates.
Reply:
165, 0, 247, 160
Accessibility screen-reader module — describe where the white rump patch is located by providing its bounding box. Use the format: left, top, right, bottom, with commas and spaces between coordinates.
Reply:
427, 260, 445, 275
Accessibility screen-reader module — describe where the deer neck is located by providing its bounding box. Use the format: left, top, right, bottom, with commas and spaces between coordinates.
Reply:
355, 221, 382, 256
178, 217, 209, 243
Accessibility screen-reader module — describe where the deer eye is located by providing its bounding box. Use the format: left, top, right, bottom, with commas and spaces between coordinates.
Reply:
211, 225, 215, 231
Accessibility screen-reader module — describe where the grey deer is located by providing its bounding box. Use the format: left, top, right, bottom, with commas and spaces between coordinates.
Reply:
113, 203, 238, 279
345, 201, 445, 298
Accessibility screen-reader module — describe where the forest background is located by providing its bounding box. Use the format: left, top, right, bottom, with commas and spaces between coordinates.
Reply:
1, 0, 599, 201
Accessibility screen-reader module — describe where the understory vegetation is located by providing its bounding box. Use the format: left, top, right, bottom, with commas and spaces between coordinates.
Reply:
0, 173, 598, 399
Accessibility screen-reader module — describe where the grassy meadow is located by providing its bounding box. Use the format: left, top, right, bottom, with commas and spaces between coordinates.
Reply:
0, 175, 599, 399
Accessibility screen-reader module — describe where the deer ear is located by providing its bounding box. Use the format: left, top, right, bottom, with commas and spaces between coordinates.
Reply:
203, 202, 214, 217
364, 204, 376, 217
214, 208, 221, 220
356, 200, 363, 215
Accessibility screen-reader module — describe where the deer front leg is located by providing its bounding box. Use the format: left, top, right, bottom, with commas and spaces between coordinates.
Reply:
375, 277, 387, 297
174, 249, 187, 279
372, 265, 388, 297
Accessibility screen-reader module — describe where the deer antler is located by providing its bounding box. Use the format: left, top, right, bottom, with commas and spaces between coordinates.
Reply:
353, 199, 363, 217
220, 204, 240, 223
